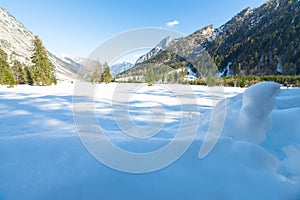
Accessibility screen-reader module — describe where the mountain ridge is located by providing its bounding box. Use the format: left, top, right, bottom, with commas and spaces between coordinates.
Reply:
0, 7, 79, 80
128, 0, 300, 77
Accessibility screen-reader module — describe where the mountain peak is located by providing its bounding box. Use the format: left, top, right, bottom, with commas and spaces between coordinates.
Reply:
135, 35, 176, 65
157, 36, 175, 49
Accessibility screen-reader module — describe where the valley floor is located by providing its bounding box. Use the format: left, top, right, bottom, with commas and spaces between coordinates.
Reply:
0, 82, 299, 200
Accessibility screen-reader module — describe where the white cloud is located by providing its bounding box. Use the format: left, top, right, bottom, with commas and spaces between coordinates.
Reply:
166, 20, 180, 27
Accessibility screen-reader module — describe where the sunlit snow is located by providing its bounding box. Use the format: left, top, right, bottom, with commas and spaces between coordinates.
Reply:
0, 82, 299, 199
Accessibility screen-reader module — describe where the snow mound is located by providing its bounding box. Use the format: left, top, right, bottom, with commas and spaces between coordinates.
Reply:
224, 82, 280, 144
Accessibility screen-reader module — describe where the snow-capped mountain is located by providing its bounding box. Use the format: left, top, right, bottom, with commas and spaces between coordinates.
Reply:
110, 62, 134, 76
0, 7, 79, 79
58, 53, 106, 80
57, 53, 88, 66
59, 52, 135, 77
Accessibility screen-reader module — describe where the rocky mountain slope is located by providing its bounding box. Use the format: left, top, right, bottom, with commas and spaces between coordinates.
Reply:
135, 36, 176, 65
0, 7, 79, 79
132, 25, 216, 77
207, 0, 300, 76
133, 0, 300, 77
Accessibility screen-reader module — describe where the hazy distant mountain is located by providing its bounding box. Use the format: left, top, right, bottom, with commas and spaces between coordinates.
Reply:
110, 62, 134, 76
0, 7, 79, 79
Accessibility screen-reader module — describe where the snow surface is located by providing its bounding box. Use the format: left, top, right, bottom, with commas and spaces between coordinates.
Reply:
0, 82, 299, 199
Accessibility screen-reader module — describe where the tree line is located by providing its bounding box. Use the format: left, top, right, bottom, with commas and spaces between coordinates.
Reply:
90, 62, 112, 84
117, 63, 188, 85
189, 75, 300, 87
0, 36, 56, 87
117, 62, 300, 87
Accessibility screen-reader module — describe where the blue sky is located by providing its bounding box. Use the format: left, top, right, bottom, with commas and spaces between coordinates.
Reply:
1, 0, 266, 58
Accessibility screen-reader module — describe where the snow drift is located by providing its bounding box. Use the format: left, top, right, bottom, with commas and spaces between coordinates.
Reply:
224, 82, 280, 144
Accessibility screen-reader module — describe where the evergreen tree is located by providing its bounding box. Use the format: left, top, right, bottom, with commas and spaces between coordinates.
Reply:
11, 60, 25, 84
132, 76, 137, 83
2, 69, 16, 87
91, 62, 102, 83
102, 63, 112, 83
24, 66, 33, 85
239, 76, 247, 88
0, 49, 7, 84
179, 69, 186, 84
206, 72, 216, 86
31, 36, 56, 85
145, 64, 155, 85
0, 49, 15, 87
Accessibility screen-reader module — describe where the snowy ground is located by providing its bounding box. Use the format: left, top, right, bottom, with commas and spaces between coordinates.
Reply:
0, 82, 299, 200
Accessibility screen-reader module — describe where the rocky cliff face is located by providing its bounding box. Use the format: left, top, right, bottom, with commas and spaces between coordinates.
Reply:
135, 36, 176, 65
136, 25, 216, 65
0, 7, 34, 64
0, 7, 79, 79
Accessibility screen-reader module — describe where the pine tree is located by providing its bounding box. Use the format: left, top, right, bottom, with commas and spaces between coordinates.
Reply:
206, 71, 216, 86
11, 60, 25, 84
31, 36, 56, 86
145, 64, 155, 85
0, 49, 15, 87
239, 76, 247, 88
2, 69, 16, 87
102, 63, 112, 83
91, 62, 102, 83
24, 66, 33, 85
179, 69, 186, 84
0, 49, 7, 84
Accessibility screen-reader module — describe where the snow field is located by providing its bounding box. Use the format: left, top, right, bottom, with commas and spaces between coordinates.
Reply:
0, 82, 299, 199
